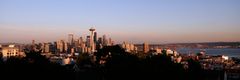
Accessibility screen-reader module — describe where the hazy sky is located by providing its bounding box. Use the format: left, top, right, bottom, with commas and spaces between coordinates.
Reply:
0, 0, 240, 44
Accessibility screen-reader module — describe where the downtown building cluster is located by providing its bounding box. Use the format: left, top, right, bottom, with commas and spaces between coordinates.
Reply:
52, 28, 114, 55
1, 28, 240, 79
0, 28, 114, 63
31, 27, 114, 54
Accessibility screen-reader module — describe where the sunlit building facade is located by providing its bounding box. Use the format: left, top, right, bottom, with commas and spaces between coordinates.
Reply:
0, 44, 24, 58
143, 42, 149, 53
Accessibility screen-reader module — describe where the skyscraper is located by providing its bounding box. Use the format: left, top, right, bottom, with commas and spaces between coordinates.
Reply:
98, 37, 103, 44
108, 38, 113, 46
86, 36, 90, 47
64, 41, 68, 53
57, 40, 63, 53
89, 27, 95, 53
31, 40, 37, 51
79, 37, 83, 44
143, 42, 149, 53
102, 35, 108, 46
94, 32, 97, 43
56, 40, 67, 53
43, 43, 50, 53
68, 33, 74, 46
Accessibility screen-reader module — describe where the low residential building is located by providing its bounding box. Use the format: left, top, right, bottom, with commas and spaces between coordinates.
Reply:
0, 44, 24, 58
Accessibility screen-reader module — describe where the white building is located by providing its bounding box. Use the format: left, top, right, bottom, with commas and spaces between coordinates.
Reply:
0, 44, 23, 58
166, 49, 174, 55
121, 42, 138, 53
222, 55, 229, 60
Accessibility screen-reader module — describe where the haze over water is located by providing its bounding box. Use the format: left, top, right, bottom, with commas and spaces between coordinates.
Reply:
177, 48, 240, 57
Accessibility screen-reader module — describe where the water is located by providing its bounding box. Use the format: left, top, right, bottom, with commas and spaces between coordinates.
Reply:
176, 48, 240, 57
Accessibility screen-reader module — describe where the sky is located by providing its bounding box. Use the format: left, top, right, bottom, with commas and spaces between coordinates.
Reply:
0, 0, 240, 44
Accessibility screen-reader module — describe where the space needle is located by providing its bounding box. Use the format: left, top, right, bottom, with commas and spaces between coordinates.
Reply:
89, 27, 95, 53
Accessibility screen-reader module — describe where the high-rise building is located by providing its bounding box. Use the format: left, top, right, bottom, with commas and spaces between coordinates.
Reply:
57, 40, 63, 53
68, 33, 74, 46
79, 37, 83, 44
96, 37, 103, 49
98, 37, 103, 44
31, 40, 36, 51
43, 43, 50, 53
102, 35, 108, 46
108, 38, 114, 46
94, 32, 97, 43
56, 40, 67, 53
86, 36, 90, 47
49, 43, 55, 53
80, 42, 86, 53
74, 39, 79, 47
64, 41, 68, 53
121, 42, 137, 53
89, 27, 95, 53
143, 42, 149, 53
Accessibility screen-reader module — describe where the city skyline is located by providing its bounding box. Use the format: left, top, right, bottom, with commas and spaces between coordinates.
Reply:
1, 0, 240, 44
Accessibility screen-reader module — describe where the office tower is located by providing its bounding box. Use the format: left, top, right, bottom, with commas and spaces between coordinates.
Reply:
57, 40, 64, 53
108, 38, 113, 46
56, 40, 67, 53
44, 43, 50, 53
31, 40, 36, 50
89, 27, 95, 53
121, 42, 126, 49
130, 44, 135, 51
49, 43, 55, 53
64, 41, 68, 53
53, 42, 57, 53
68, 33, 74, 46
79, 37, 83, 44
98, 37, 103, 44
102, 35, 108, 46
143, 42, 149, 53
96, 37, 103, 49
122, 42, 131, 52
80, 42, 86, 53
94, 32, 97, 43
86, 36, 90, 47
74, 39, 79, 47
78, 37, 83, 46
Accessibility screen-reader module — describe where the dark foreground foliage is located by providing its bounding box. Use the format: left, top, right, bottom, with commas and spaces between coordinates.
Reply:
0, 45, 223, 80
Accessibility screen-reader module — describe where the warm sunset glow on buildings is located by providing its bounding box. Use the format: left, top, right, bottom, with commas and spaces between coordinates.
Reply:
0, 0, 240, 80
